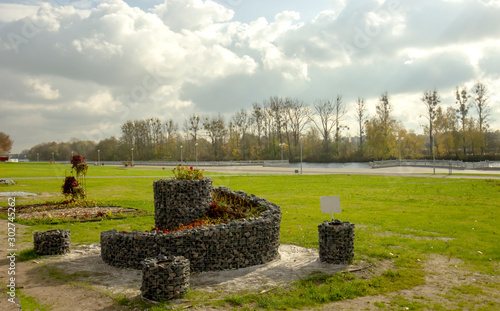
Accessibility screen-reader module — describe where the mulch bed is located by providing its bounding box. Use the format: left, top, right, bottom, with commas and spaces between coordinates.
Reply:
1, 202, 144, 221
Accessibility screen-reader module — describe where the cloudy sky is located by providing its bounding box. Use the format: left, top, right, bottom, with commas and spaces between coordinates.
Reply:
1, 0, 499, 153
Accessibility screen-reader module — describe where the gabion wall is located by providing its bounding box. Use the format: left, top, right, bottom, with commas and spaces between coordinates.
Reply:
101, 187, 281, 272
141, 255, 190, 301
34, 229, 71, 255
153, 178, 213, 230
318, 220, 355, 264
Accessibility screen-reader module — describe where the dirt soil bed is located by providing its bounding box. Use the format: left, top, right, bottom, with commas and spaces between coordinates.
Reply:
0, 203, 142, 221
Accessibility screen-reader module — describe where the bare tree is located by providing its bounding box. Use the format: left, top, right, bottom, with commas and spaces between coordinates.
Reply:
164, 119, 178, 142
354, 97, 368, 154
203, 115, 227, 160
333, 95, 348, 155
472, 82, 490, 154
187, 114, 201, 142
455, 86, 470, 156
421, 89, 440, 156
251, 103, 264, 152
231, 109, 249, 158
310, 99, 336, 153
285, 98, 310, 148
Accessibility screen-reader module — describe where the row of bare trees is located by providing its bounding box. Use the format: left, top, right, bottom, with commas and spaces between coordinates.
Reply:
24, 82, 498, 162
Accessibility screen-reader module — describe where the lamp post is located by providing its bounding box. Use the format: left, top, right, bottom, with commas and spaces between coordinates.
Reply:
37, 153, 39, 162
131, 147, 134, 166
98, 149, 100, 166
52, 152, 54, 163
195, 143, 198, 168
279, 143, 284, 163
432, 135, 436, 175
396, 136, 404, 165
300, 139, 303, 175
180, 145, 183, 162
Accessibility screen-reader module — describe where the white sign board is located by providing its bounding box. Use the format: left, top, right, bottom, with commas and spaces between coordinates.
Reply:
320, 196, 341, 220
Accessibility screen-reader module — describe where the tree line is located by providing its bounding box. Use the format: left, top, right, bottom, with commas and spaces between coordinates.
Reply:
24, 82, 499, 162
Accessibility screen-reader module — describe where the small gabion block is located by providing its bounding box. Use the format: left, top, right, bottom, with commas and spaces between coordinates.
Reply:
33, 229, 71, 255
141, 255, 190, 301
318, 220, 355, 264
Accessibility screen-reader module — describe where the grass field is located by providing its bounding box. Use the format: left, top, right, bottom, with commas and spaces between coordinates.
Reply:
1, 162, 499, 310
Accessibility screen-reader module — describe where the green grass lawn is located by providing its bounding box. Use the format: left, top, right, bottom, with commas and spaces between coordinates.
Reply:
1, 163, 499, 310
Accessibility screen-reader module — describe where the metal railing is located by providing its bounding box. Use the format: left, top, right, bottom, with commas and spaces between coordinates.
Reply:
86, 160, 268, 167
370, 159, 491, 170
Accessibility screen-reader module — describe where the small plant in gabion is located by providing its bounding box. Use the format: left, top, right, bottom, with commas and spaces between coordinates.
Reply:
71, 155, 88, 178
61, 176, 85, 200
62, 154, 88, 201
172, 164, 204, 180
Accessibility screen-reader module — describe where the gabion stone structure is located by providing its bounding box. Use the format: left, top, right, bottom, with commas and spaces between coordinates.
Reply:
101, 187, 281, 272
141, 255, 190, 301
318, 220, 355, 264
153, 178, 213, 230
34, 229, 71, 255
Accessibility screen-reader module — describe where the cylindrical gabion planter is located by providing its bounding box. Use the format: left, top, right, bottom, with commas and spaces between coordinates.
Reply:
153, 178, 213, 229
34, 229, 71, 255
318, 220, 354, 264
141, 255, 190, 301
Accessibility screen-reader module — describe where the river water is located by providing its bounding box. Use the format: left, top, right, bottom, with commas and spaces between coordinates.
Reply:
290, 161, 500, 169
290, 162, 371, 169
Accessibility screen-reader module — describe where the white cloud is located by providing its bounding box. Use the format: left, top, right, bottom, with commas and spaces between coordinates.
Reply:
153, 0, 234, 31
24, 78, 60, 100
0, 4, 39, 23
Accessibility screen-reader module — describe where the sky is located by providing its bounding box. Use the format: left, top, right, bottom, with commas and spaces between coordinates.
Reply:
1, 0, 500, 153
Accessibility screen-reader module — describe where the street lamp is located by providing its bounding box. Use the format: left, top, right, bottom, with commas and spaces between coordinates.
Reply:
432, 135, 436, 175
98, 149, 100, 166
37, 153, 39, 162
52, 152, 54, 163
180, 145, 183, 162
131, 147, 134, 166
300, 139, 303, 175
195, 143, 198, 167
396, 136, 404, 165
279, 143, 285, 163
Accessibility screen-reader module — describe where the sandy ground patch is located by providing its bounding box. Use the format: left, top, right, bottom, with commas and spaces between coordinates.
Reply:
310, 255, 499, 311
43, 243, 368, 297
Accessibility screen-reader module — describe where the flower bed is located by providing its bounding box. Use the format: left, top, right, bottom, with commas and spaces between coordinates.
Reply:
101, 187, 281, 272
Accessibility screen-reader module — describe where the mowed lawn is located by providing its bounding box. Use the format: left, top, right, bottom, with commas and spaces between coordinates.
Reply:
1, 162, 499, 310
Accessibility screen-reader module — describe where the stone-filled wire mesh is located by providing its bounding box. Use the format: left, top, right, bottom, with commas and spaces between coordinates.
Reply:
141, 255, 190, 301
101, 187, 281, 272
34, 229, 71, 255
318, 220, 355, 264
153, 178, 213, 230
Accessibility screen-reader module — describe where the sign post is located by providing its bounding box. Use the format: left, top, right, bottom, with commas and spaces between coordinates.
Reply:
320, 196, 341, 221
